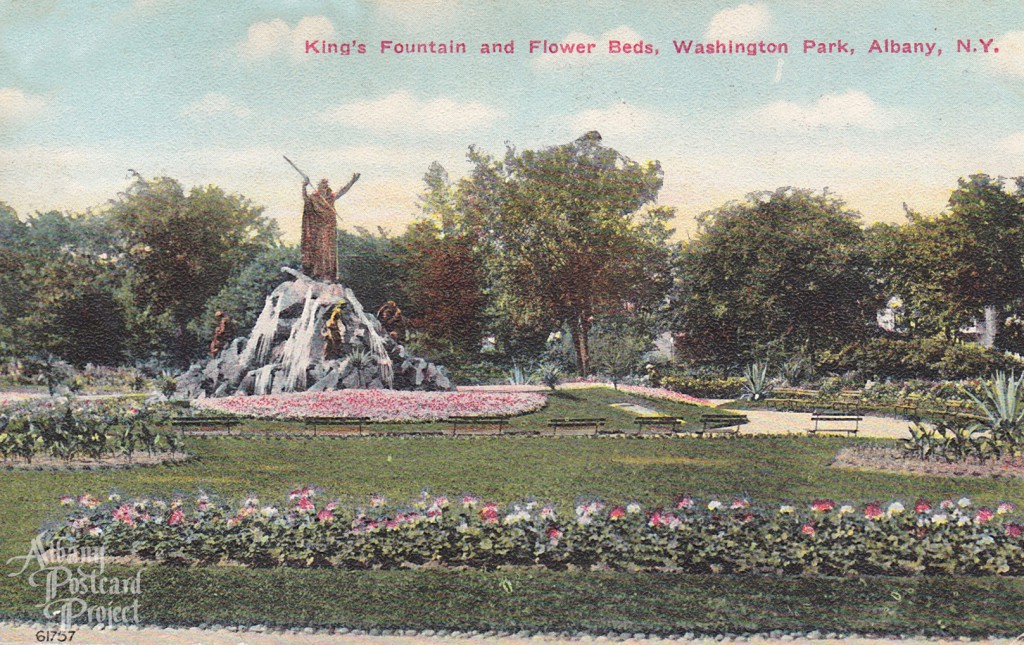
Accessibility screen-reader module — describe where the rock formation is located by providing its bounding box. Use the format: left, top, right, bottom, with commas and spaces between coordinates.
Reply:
176, 268, 451, 398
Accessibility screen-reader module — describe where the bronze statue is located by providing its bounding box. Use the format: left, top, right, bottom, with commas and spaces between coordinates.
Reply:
322, 303, 346, 360
209, 311, 234, 357
301, 173, 359, 282
376, 300, 407, 341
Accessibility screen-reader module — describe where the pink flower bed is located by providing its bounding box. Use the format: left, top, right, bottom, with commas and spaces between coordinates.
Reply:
194, 389, 547, 422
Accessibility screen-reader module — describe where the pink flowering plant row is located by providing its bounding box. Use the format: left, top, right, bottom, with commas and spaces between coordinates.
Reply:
193, 390, 547, 422
47, 491, 1024, 576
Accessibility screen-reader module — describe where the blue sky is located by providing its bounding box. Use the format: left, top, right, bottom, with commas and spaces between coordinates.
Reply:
1, 1, 1023, 242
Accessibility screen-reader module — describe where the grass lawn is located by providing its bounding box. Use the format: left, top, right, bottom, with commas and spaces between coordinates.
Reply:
3, 386, 1024, 635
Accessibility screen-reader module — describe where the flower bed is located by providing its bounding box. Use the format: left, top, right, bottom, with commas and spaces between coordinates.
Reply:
193, 390, 547, 422
48, 490, 1024, 576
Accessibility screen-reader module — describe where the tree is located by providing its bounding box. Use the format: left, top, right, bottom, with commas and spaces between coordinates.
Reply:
671, 187, 877, 366
866, 175, 1024, 341
109, 175, 280, 366
457, 133, 675, 376
399, 163, 488, 357
589, 314, 654, 389
336, 227, 408, 315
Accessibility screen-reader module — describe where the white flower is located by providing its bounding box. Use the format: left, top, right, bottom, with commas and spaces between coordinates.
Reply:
88, 526, 103, 537
108, 494, 121, 503
577, 515, 593, 526
887, 502, 905, 516
958, 497, 972, 508
839, 505, 855, 515
502, 511, 530, 525
707, 500, 722, 511
779, 505, 795, 515
931, 513, 948, 525
957, 515, 972, 526
260, 506, 278, 518
626, 503, 642, 514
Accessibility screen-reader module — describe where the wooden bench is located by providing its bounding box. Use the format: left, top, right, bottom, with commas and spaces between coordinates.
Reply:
633, 416, 683, 434
769, 388, 817, 412
693, 413, 748, 437
548, 417, 606, 435
304, 416, 369, 436
808, 414, 862, 436
450, 416, 509, 436
171, 416, 242, 435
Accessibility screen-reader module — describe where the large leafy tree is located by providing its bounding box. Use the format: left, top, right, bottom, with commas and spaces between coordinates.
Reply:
457, 133, 674, 376
109, 175, 280, 366
672, 187, 877, 366
869, 174, 1024, 341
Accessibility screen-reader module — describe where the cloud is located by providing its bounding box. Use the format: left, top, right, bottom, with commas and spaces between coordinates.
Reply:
567, 103, 664, 138
317, 90, 505, 134
180, 93, 252, 120
0, 88, 47, 124
531, 26, 646, 70
238, 16, 335, 60
989, 31, 1024, 78
748, 91, 901, 131
705, 3, 771, 41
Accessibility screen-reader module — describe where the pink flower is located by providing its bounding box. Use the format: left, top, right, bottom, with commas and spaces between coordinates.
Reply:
940, 499, 955, 510
731, 497, 750, 510
290, 486, 314, 501
462, 495, 479, 508
608, 506, 626, 521
914, 499, 931, 514
317, 509, 334, 523
801, 522, 816, 536
168, 509, 184, 525
112, 504, 137, 526
78, 494, 100, 509
975, 508, 994, 524
997, 502, 1016, 515
811, 499, 835, 513
480, 505, 499, 524
59, 495, 75, 506
1005, 523, 1023, 537
546, 527, 563, 544
675, 496, 694, 510
864, 502, 883, 520
296, 497, 315, 512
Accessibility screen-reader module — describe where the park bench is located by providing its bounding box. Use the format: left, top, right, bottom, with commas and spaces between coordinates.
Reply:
450, 416, 509, 436
808, 414, 862, 436
171, 415, 242, 435
303, 416, 369, 436
633, 416, 684, 434
692, 413, 748, 437
893, 394, 924, 417
548, 417, 606, 435
768, 388, 817, 412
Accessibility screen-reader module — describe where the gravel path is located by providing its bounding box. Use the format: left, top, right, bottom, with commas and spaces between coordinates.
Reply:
732, 408, 912, 440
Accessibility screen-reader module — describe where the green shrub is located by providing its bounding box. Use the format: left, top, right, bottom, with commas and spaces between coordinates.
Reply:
818, 337, 1024, 381
659, 375, 745, 399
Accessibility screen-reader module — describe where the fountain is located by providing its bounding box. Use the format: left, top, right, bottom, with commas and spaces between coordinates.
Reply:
176, 269, 450, 398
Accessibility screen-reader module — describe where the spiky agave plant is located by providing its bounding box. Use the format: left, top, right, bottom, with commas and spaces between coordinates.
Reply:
742, 361, 771, 401
968, 371, 1024, 455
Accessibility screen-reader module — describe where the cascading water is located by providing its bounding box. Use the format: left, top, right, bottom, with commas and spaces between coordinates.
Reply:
252, 364, 276, 395
344, 286, 394, 387
279, 287, 320, 391
240, 294, 281, 369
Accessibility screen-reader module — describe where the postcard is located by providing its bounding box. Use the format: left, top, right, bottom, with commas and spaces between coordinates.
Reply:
1, 1, 1024, 643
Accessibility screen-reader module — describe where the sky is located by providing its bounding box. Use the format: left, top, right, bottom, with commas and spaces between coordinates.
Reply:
1, 0, 1023, 243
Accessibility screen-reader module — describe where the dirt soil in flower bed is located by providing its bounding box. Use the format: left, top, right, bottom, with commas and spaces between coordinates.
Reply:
832, 445, 1024, 479
2, 452, 191, 471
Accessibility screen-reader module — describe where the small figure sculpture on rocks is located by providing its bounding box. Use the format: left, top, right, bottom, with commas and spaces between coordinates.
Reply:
322, 302, 346, 360
209, 311, 234, 358
376, 300, 407, 341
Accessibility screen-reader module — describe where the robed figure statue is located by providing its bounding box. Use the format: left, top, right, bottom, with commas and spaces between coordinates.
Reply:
301, 173, 359, 282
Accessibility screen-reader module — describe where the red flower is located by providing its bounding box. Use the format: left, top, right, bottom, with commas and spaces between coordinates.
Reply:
168, 509, 184, 525
811, 499, 835, 513
801, 522, 816, 536
297, 497, 315, 512
480, 506, 499, 524
864, 502, 883, 520
546, 527, 563, 543
1005, 523, 1023, 537
609, 505, 626, 520
675, 496, 694, 510
317, 509, 334, 523
914, 499, 931, 514
975, 508, 994, 524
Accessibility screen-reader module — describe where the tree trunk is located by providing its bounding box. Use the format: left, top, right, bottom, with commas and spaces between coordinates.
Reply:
572, 314, 592, 377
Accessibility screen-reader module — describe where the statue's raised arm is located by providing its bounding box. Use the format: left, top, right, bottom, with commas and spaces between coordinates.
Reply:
331, 173, 360, 203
